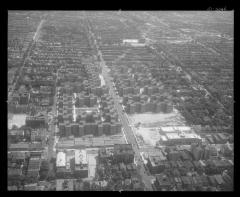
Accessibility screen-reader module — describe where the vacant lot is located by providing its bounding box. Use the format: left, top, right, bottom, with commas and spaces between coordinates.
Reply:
129, 108, 187, 148
129, 108, 186, 127
134, 127, 160, 147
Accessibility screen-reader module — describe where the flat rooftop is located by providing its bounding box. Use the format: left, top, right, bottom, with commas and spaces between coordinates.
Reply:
75, 149, 88, 165
57, 152, 66, 167
129, 109, 186, 127
165, 132, 201, 140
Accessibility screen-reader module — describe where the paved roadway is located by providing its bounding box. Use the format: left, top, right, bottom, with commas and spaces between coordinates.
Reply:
101, 55, 154, 191
88, 24, 154, 190
46, 47, 67, 161
46, 65, 59, 161
33, 19, 45, 41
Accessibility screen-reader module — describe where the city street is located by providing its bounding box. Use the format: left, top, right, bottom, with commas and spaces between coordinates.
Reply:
89, 27, 154, 190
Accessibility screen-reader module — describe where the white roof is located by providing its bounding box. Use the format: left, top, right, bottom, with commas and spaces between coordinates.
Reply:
123, 39, 139, 43
199, 160, 206, 166
184, 133, 201, 139
130, 43, 146, 47
166, 133, 180, 139
88, 154, 97, 166
161, 136, 168, 141
174, 126, 191, 131
165, 133, 201, 140
75, 150, 87, 165
161, 127, 175, 132
161, 126, 192, 132
57, 152, 66, 167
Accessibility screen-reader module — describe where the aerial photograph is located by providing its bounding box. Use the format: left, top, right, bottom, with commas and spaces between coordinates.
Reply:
7, 10, 233, 191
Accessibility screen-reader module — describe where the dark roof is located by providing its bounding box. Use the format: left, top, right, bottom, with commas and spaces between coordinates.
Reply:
176, 160, 183, 168
222, 173, 232, 184
181, 176, 190, 185
8, 168, 22, 176
156, 174, 171, 187
214, 175, 224, 185
131, 163, 137, 170
180, 151, 190, 160
192, 177, 198, 185
133, 182, 142, 190
192, 161, 201, 168
114, 144, 133, 152
195, 176, 203, 185
8, 186, 18, 190
208, 176, 216, 186
200, 175, 209, 186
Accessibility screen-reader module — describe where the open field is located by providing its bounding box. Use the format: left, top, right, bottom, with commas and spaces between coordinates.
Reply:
134, 127, 160, 147
129, 108, 186, 127
128, 108, 188, 148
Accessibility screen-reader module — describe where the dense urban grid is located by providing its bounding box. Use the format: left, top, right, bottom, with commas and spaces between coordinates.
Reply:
8, 11, 233, 191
